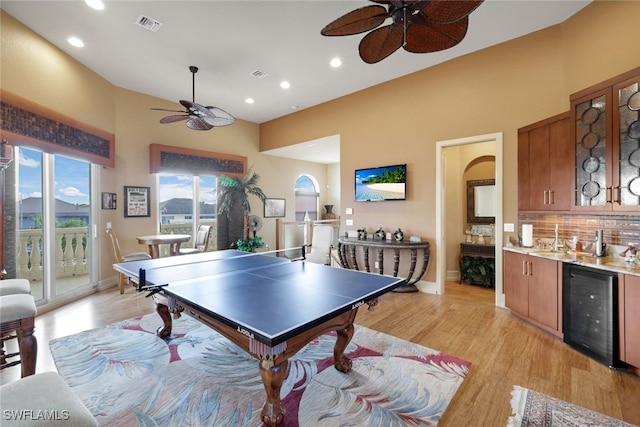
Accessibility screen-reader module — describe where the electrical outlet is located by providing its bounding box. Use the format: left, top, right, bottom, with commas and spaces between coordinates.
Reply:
346, 219, 353, 226
106, 222, 112, 230
375, 261, 379, 269
345, 208, 353, 215
504, 223, 515, 232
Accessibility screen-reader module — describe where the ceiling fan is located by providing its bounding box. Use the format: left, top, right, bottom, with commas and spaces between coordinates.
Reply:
151, 66, 234, 131
321, 0, 484, 64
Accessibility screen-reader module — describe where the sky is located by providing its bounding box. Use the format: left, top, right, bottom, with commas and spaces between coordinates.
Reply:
19, 147, 90, 205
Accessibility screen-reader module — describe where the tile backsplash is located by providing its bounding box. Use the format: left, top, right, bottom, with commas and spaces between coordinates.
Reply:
517, 213, 640, 250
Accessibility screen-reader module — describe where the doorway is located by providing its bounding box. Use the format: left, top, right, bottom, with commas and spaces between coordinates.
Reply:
435, 133, 504, 307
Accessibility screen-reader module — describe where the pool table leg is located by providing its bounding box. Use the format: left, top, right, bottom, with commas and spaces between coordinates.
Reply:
334, 323, 354, 373
259, 358, 288, 427
156, 303, 172, 338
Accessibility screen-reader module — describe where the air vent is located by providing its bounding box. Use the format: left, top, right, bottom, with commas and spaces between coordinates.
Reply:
250, 70, 269, 79
136, 15, 163, 32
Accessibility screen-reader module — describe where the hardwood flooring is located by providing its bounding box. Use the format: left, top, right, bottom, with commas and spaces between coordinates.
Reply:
2, 282, 639, 426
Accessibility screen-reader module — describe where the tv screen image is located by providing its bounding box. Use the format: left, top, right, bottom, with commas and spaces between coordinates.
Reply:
355, 164, 406, 201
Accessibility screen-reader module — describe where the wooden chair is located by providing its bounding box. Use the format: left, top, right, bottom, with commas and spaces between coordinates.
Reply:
106, 228, 151, 294
305, 225, 334, 265
0, 293, 37, 377
179, 225, 212, 255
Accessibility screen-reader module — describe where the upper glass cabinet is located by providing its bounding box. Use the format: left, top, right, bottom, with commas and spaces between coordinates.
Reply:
571, 68, 640, 211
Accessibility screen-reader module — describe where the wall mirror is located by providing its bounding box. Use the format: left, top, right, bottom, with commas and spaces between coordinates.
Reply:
467, 179, 495, 224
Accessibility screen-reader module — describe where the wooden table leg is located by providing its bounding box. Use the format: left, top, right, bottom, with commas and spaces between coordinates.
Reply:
156, 303, 172, 338
259, 359, 288, 427
333, 323, 354, 373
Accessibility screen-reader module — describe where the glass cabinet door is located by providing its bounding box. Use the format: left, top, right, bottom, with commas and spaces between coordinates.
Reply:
572, 89, 612, 209
613, 75, 640, 210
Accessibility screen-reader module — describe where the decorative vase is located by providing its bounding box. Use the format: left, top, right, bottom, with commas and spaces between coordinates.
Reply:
394, 228, 404, 242
357, 228, 367, 240
375, 227, 385, 240
323, 204, 336, 220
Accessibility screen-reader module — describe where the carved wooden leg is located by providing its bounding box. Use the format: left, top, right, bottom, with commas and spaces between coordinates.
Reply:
17, 317, 37, 377
156, 303, 172, 338
333, 323, 354, 373
259, 359, 288, 426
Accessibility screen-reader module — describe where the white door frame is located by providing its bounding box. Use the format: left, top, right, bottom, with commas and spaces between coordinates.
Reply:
435, 132, 505, 307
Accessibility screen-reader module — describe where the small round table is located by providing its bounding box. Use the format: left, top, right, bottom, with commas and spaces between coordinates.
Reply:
137, 234, 191, 258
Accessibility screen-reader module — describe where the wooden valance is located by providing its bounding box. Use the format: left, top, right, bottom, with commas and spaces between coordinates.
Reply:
149, 143, 246, 177
0, 90, 115, 168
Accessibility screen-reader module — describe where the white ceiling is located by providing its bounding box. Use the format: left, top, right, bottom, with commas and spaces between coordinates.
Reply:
1, 0, 591, 163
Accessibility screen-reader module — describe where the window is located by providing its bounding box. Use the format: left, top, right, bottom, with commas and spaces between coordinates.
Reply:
295, 175, 319, 221
158, 174, 217, 252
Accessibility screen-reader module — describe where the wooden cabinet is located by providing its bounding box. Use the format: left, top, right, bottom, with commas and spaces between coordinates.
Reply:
504, 251, 562, 337
518, 112, 572, 211
620, 274, 640, 372
571, 67, 640, 211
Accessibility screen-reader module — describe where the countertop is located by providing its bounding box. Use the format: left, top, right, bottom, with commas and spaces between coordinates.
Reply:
503, 245, 640, 277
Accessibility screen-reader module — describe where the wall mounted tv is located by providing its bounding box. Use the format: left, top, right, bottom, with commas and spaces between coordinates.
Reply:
355, 164, 407, 202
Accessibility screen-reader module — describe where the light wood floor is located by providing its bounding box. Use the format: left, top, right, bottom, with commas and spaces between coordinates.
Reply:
2, 282, 640, 426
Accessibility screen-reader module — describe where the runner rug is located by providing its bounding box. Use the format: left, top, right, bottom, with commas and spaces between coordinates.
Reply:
508, 385, 637, 427
49, 313, 471, 426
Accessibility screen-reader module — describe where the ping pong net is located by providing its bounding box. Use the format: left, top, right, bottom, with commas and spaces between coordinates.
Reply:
136, 246, 306, 294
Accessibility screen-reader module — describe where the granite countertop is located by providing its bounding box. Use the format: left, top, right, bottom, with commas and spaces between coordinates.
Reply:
503, 245, 640, 277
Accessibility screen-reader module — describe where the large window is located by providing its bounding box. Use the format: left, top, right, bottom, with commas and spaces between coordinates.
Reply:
295, 175, 319, 221
158, 174, 217, 252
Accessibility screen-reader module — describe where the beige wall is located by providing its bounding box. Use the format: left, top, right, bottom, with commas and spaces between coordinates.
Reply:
260, 0, 640, 283
1, 10, 331, 285
2, 1, 639, 287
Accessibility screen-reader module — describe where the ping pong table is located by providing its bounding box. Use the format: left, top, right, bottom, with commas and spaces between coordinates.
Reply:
114, 249, 402, 426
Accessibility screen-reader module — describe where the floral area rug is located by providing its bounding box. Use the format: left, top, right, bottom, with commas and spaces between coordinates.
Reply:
49, 313, 471, 426
508, 385, 637, 427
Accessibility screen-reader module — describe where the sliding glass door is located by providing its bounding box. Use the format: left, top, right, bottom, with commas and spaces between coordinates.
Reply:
13, 146, 95, 302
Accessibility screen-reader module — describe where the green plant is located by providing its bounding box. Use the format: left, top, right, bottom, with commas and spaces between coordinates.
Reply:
231, 236, 265, 252
218, 167, 267, 241
461, 256, 495, 287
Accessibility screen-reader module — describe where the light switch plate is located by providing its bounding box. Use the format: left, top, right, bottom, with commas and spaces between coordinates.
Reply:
504, 223, 515, 232
346, 219, 354, 226
345, 208, 353, 215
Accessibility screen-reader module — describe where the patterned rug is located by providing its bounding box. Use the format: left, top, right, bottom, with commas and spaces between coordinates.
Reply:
508, 385, 637, 427
49, 313, 471, 426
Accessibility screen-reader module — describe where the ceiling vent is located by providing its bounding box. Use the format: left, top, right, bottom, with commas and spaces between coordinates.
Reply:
250, 70, 269, 79
136, 15, 163, 32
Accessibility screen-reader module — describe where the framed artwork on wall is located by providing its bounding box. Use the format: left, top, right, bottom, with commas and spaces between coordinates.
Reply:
124, 186, 150, 218
264, 198, 286, 218
101, 192, 117, 210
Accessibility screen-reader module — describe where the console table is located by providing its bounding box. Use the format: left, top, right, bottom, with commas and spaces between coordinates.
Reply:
337, 237, 430, 293
459, 243, 495, 288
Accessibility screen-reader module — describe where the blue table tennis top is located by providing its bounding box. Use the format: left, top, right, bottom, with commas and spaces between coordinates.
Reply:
114, 250, 403, 346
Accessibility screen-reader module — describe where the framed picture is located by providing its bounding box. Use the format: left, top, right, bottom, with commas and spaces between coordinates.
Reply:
101, 192, 117, 210
264, 198, 286, 218
124, 186, 150, 218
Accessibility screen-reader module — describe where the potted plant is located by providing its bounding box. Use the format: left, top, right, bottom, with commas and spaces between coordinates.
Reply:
218, 167, 267, 251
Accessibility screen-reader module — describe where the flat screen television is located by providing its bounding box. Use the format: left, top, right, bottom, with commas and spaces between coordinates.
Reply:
355, 163, 407, 202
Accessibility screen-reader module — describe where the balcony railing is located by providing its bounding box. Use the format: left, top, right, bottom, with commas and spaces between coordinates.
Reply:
17, 227, 90, 281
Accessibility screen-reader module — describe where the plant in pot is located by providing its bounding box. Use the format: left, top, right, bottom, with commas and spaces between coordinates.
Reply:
218, 168, 267, 252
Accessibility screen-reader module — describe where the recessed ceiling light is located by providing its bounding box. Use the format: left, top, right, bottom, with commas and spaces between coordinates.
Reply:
67, 37, 84, 47
291, 105, 299, 110
330, 57, 342, 68
280, 81, 290, 89
245, 98, 255, 104
84, 0, 104, 10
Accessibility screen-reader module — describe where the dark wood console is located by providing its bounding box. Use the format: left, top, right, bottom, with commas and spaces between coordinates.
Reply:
337, 237, 430, 293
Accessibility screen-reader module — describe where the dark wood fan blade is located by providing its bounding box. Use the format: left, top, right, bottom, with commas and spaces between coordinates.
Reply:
419, 0, 484, 24
359, 24, 404, 64
404, 18, 468, 53
321, 5, 388, 36
159, 115, 189, 124
150, 107, 186, 113
186, 118, 213, 131
179, 100, 194, 109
